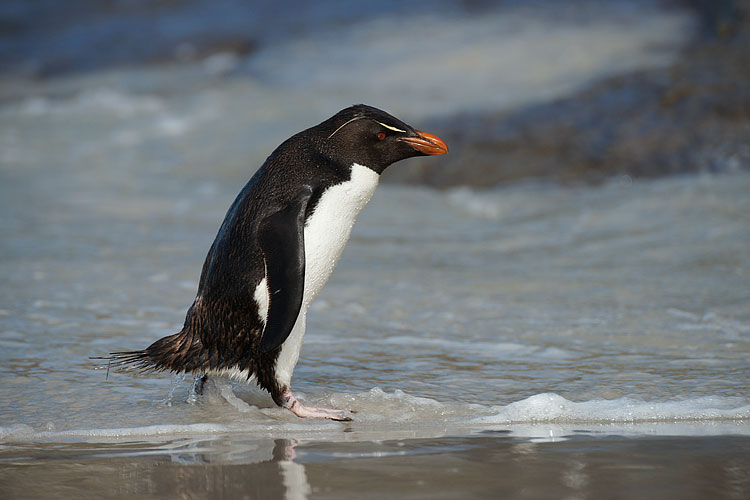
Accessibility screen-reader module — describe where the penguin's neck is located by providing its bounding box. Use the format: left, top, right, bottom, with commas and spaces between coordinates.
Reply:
302, 163, 380, 305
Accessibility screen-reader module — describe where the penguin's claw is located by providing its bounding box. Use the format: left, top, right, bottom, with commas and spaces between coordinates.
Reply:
281, 388, 353, 421
294, 407, 352, 421
289, 401, 353, 421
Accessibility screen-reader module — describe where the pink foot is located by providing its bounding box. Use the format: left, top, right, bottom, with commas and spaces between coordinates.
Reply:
280, 388, 353, 421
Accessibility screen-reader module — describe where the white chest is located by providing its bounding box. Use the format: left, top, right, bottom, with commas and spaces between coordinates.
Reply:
257, 163, 380, 386
301, 163, 380, 305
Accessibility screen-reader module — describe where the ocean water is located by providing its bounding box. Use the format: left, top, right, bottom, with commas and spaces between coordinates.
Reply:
1, 1, 749, 498
2, 171, 748, 440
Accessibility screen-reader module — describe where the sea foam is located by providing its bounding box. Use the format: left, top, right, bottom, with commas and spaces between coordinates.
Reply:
1, 390, 747, 443
475, 393, 750, 424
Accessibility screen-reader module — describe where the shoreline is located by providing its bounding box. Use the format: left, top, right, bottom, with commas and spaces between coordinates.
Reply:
2, 433, 749, 499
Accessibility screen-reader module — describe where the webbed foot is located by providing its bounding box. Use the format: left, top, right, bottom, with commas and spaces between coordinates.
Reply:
279, 388, 353, 421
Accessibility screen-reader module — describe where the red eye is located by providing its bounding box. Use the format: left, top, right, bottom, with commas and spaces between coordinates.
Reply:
377, 132, 386, 141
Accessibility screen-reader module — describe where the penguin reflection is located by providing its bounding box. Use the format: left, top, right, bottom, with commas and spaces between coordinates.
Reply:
275, 440, 312, 500
155, 439, 310, 500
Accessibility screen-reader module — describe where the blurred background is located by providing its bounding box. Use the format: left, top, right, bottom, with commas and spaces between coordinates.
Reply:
1, 0, 747, 188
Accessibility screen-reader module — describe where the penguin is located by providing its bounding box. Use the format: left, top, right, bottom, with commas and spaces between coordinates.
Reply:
105, 104, 448, 420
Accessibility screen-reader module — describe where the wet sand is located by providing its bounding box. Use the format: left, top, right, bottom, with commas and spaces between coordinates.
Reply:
2, 433, 749, 499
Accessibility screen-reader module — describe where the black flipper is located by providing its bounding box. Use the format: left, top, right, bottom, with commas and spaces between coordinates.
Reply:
257, 185, 314, 352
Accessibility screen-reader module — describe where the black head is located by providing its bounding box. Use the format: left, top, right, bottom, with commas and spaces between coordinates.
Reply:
314, 104, 448, 174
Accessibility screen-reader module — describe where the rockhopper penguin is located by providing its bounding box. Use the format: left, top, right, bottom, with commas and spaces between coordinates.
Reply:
106, 104, 448, 420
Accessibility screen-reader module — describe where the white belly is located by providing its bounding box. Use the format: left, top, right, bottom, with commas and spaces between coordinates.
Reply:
268, 163, 380, 386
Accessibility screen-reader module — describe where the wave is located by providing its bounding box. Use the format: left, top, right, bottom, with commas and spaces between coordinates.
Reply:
475, 392, 750, 424
2, 389, 748, 443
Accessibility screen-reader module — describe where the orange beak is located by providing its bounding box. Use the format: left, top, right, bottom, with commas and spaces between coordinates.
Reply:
399, 130, 449, 155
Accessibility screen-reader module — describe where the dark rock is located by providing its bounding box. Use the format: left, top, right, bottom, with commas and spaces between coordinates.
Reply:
386, 0, 750, 188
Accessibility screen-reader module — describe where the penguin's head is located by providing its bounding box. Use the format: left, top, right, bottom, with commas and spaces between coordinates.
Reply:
319, 104, 448, 174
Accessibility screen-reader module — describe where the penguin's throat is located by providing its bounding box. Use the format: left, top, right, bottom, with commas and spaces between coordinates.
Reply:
301, 163, 379, 303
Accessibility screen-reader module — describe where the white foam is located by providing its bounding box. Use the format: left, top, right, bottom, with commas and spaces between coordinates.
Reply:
2, 390, 748, 443
474, 393, 750, 425
322, 390, 750, 430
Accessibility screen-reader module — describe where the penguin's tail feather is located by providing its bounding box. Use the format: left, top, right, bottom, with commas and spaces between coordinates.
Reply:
91, 330, 203, 378
93, 349, 156, 373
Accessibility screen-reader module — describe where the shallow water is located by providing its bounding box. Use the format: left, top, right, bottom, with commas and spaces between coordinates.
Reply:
2, 171, 749, 440
1, 1, 748, 498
